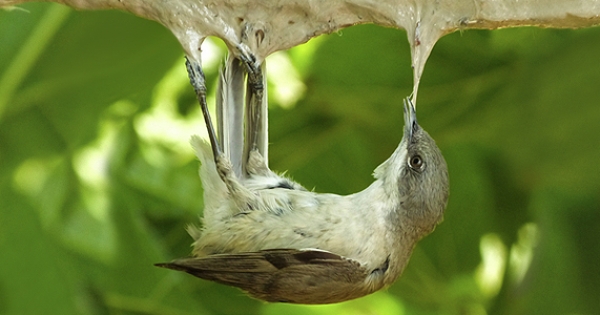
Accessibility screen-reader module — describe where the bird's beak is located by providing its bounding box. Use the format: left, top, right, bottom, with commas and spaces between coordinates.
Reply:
403, 98, 418, 143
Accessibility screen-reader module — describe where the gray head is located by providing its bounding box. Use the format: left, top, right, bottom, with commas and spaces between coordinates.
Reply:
400, 98, 449, 235
374, 98, 449, 237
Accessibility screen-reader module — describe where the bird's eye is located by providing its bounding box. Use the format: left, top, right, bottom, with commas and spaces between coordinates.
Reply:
409, 155, 424, 170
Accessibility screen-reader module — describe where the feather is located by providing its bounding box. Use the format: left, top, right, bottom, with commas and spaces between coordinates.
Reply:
156, 249, 372, 304
217, 56, 245, 179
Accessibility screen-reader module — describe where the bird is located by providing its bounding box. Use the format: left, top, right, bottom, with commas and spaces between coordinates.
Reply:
155, 50, 450, 304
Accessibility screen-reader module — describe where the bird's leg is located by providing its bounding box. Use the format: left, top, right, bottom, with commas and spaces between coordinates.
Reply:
237, 49, 269, 176
185, 56, 253, 206
186, 57, 222, 161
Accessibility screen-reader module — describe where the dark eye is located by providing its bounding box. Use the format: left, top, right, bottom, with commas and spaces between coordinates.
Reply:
409, 155, 424, 170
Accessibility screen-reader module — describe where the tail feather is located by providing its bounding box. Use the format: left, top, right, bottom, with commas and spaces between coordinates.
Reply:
217, 55, 245, 179
189, 54, 273, 237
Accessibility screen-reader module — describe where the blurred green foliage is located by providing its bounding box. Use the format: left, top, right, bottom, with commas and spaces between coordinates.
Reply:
1, 2, 600, 315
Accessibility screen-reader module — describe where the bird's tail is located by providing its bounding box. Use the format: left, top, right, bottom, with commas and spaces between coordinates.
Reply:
216, 56, 245, 178
190, 54, 269, 226
214, 54, 269, 179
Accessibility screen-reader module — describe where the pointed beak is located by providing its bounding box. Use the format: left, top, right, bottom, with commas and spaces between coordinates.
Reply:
403, 98, 418, 143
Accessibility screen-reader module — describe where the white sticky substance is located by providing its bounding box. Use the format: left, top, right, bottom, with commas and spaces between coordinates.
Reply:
3, 0, 600, 103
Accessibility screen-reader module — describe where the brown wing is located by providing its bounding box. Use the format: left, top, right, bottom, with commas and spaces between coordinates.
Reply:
155, 249, 373, 304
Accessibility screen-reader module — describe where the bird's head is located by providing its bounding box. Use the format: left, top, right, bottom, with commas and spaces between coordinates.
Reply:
374, 98, 449, 237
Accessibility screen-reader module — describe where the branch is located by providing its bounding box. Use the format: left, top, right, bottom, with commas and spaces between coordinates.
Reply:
3, 0, 599, 100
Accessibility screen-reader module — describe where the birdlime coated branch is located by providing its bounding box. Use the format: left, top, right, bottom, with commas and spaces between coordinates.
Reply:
2, 0, 600, 102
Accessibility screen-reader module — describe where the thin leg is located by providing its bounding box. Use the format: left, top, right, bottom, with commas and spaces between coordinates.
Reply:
237, 49, 268, 174
185, 57, 222, 161
186, 56, 255, 209
244, 61, 265, 161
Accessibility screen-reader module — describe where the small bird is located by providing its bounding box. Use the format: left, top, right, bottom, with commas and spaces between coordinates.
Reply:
156, 51, 449, 304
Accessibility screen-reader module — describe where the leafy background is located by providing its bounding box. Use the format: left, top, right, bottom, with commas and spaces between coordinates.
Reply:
1, 2, 600, 315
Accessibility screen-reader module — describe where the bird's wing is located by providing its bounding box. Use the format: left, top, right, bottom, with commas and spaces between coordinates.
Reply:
155, 249, 372, 304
